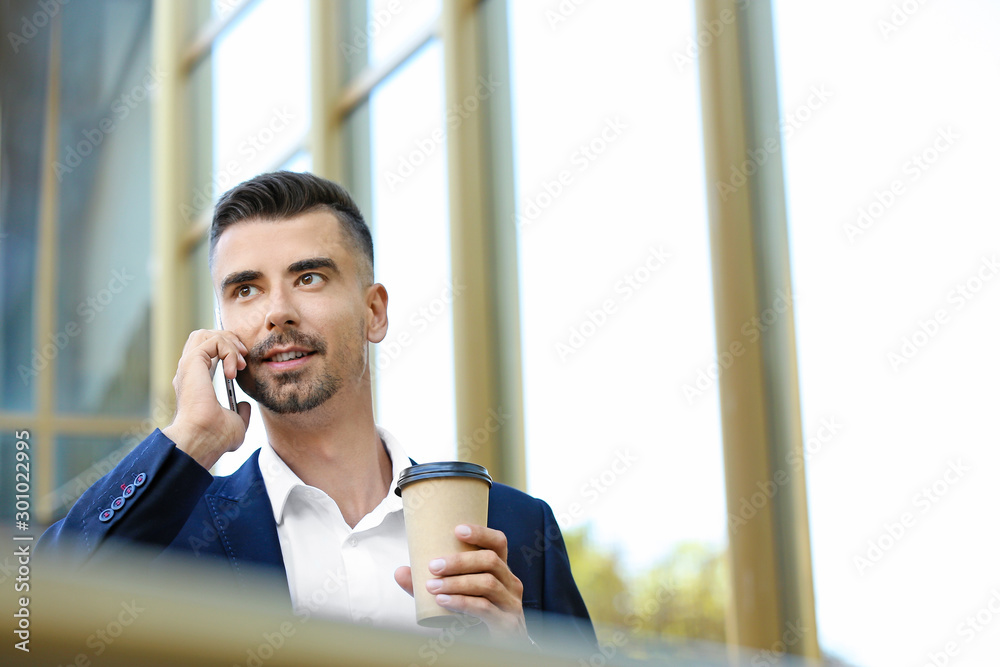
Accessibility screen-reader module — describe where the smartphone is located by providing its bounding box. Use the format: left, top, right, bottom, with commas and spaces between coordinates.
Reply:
224, 375, 238, 412
215, 307, 239, 412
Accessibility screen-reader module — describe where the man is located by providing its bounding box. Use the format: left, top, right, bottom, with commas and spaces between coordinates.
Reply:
39, 171, 594, 645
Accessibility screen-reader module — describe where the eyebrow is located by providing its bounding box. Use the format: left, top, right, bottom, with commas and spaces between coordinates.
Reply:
220, 270, 262, 293
219, 258, 340, 293
288, 257, 340, 276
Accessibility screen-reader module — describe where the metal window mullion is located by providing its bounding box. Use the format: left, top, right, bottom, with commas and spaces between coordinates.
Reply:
179, 131, 311, 255
739, 1, 820, 655
180, 0, 257, 75
332, 14, 440, 123
310, 0, 346, 182
441, 0, 525, 489
695, 0, 819, 657
34, 14, 62, 520
0, 415, 149, 435
151, 0, 189, 427
476, 0, 525, 489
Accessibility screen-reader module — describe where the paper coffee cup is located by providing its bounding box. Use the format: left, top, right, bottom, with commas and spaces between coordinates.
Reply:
395, 462, 492, 627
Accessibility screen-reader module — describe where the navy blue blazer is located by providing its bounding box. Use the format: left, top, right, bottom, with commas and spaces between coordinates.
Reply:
38, 430, 595, 643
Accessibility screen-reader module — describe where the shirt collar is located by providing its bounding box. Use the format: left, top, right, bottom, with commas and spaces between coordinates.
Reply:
258, 425, 410, 525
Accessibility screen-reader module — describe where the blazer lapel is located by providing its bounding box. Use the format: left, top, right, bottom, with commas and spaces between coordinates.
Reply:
204, 449, 290, 603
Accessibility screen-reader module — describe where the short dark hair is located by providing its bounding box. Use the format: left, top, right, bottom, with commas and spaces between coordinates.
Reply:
210, 171, 374, 284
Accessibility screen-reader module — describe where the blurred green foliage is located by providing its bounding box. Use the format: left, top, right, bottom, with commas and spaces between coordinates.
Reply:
563, 527, 729, 647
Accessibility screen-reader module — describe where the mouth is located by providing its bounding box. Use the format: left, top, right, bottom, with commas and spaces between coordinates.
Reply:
261, 347, 318, 369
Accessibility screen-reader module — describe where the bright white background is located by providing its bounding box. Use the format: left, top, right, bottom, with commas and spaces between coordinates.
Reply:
773, 1, 1000, 665
209, 1, 1000, 665
507, 0, 727, 572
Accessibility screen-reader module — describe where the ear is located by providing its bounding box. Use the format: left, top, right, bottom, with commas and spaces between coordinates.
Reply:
366, 283, 389, 344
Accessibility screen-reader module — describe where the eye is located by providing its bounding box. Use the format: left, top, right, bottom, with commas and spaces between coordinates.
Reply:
299, 272, 325, 286
236, 284, 260, 298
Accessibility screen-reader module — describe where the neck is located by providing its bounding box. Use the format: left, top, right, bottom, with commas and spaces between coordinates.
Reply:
261, 385, 392, 528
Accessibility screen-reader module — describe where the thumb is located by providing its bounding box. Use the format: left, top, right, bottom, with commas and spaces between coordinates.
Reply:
394, 566, 414, 597
237, 401, 252, 430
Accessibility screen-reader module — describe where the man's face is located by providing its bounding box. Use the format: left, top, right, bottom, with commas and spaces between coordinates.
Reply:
211, 210, 382, 414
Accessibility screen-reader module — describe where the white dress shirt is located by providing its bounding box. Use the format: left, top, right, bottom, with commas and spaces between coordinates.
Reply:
257, 426, 430, 633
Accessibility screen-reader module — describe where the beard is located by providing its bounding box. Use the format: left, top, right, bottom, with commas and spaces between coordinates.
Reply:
236, 329, 342, 414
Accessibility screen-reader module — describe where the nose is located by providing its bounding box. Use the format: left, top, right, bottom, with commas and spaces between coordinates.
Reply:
263, 284, 300, 331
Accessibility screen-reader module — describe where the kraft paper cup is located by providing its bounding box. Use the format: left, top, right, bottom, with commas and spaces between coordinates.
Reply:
395, 462, 492, 627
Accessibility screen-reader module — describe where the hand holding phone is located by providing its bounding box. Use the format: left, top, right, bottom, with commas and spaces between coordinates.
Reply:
162, 328, 250, 470
216, 307, 240, 412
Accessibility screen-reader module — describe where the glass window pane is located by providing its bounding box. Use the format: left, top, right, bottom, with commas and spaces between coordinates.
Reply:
508, 0, 728, 646
369, 40, 456, 464
212, 0, 310, 199
773, 1, 1000, 665
0, 3, 51, 412
180, 0, 241, 43
53, 1, 153, 416
280, 150, 312, 173
212, 0, 250, 20
182, 55, 215, 226
50, 435, 128, 522
182, 0, 214, 45
189, 236, 215, 337
359, 0, 440, 66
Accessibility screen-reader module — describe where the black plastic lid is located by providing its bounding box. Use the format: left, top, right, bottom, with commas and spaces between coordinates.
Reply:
394, 462, 492, 496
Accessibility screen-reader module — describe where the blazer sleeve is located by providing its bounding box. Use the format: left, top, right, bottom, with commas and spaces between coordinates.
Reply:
37, 429, 214, 568
534, 498, 598, 646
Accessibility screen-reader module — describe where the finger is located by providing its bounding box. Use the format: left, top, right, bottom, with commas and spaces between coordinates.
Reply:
455, 524, 508, 562
237, 401, 252, 429
224, 346, 246, 377
426, 573, 520, 613
223, 350, 236, 379
429, 593, 525, 636
431, 592, 498, 616
429, 549, 504, 577
187, 334, 244, 380
394, 566, 414, 597
182, 328, 239, 354
221, 343, 245, 379
180, 329, 209, 356
431, 545, 509, 577
428, 550, 523, 603
179, 332, 242, 374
